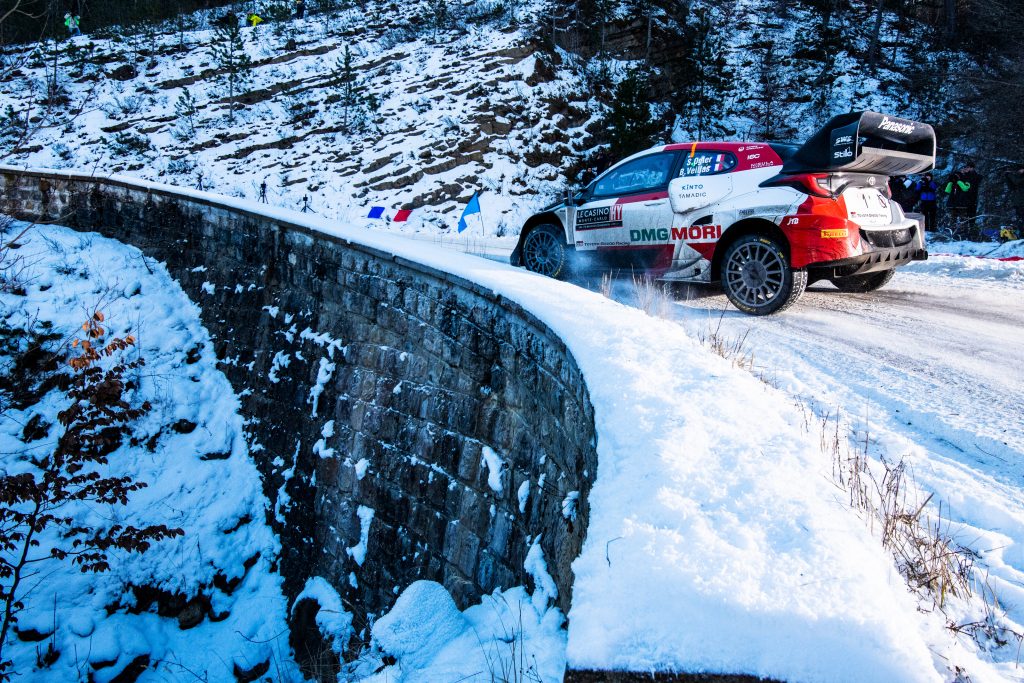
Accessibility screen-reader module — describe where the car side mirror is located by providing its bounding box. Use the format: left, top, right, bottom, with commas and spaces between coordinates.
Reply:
669, 175, 733, 214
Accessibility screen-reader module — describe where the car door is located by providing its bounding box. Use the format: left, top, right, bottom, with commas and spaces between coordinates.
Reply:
669, 150, 737, 270
572, 152, 678, 250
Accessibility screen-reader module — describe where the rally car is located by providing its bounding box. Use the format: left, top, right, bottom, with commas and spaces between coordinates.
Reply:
510, 111, 935, 315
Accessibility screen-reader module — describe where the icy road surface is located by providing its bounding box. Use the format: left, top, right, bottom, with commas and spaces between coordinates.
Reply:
471, 240, 1023, 485
665, 271, 1024, 486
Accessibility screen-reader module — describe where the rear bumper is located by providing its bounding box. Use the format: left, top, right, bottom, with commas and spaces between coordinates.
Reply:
782, 214, 925, 272
810, 245, 927, 277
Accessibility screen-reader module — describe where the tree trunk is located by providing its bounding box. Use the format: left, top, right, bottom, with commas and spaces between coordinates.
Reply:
867, 0, 885, 67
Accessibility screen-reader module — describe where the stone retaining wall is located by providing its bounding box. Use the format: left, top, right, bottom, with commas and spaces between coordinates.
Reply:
0, 169, 597, 670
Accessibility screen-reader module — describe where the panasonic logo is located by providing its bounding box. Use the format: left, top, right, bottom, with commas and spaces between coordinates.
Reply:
878, 116, 915, 135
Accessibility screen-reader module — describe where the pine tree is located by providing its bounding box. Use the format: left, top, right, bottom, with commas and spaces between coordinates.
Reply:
208, 19, 252, 124
746, 32, 792, 141
681, 9, 733, 141
604, 68, 661, 158
172, 88, 199, 142
334, 45, 376, 133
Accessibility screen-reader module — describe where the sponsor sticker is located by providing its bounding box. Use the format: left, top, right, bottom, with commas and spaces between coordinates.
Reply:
576, 204, 624, 227
877, 115, 915, 135
628, 224, 723, 244
830, 121, 859, 164
821, 228, 849, 239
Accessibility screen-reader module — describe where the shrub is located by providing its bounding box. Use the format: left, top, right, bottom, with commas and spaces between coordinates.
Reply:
0, 313, 184, 680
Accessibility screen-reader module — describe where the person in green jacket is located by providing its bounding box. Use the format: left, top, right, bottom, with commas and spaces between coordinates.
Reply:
64, 13, 81, 36
944, 162, 982, 237
247, 12, 263, 27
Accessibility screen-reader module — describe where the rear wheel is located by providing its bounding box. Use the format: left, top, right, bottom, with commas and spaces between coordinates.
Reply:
721, 234, 806, 315
830, 269, 896, 293
521, 224, 572, 279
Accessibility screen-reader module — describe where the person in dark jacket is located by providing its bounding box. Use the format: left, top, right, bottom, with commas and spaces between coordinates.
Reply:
889, 175, 914, 211
1006, 165, 1024, 229
944, 162, 982, 237
914, 173, 939, 231
295, 0, 305, 18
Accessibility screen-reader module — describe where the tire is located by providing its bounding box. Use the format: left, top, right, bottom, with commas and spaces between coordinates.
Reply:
721, 234, 807, 315
830, 269, 896, 293
521, 224, 572, 279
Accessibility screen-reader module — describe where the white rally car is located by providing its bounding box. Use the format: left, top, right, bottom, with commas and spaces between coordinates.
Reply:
510, 111, 935, 315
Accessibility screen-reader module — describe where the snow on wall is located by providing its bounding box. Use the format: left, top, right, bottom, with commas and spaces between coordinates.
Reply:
0, 167, 991, 681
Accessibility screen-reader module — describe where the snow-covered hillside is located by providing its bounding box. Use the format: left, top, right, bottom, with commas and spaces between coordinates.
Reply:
0, 1, 599, 235
0, 0, 939, 241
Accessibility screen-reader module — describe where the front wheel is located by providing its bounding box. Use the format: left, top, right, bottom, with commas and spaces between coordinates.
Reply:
830, 269, 896, 293
721, 235, 806, 315
521, 224, 572, 279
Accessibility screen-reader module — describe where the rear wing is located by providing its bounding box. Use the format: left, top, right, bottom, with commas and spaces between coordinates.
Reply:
782, 111, 936, 176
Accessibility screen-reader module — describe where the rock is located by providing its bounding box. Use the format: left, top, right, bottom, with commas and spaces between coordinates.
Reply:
109, 654, 150, 683
171, 419, 196, 433
177, 597, 208, 630
108, 64, 137, 81
21, 413, 50, 442
233, 658, 270, 682
14, 625, 53, 642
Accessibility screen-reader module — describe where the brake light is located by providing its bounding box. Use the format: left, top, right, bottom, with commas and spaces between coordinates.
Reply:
762, 173, 834, 198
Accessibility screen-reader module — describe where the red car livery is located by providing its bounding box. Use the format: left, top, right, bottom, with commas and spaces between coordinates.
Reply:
511, 111, 934, 315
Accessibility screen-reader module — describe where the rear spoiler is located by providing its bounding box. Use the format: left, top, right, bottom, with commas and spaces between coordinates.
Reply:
781, 111, 936, 176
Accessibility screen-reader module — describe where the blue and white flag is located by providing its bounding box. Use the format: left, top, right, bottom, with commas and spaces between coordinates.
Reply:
457, 192, 482, 233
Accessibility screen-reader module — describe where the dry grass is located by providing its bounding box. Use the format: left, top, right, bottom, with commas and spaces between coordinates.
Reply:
694, 306, 755, 371
817, 409, 973, 607
629, 272, 672, 318
805, 406, 1024, 662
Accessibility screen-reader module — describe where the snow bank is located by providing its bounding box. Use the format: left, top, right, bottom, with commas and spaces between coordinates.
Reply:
372, 580, 469, 669
294, 577, 354, 653
360, 581, 566, 682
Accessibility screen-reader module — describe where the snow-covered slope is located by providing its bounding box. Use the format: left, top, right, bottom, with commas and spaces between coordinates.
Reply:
0, 221, 298, 682
0, 2, 596, 236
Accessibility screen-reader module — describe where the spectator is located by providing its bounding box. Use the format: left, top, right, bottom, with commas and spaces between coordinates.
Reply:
959, 161, 982, 220
889, 175, 918, 210
64, 13, 81, 36
295, 0, 305, 18
914, 173, 939, 231
247, 12, 263, 27
944, 162, 981, 236
1005, 165, 1024, 229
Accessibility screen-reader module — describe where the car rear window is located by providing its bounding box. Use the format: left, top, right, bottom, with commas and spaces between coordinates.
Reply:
679, 151, 737, 176
593, 153, 675, 197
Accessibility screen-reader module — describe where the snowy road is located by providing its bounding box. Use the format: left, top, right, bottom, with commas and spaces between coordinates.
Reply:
659, 271, 1024, 488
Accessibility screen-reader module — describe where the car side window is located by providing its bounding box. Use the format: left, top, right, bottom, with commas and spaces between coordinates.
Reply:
679, 151, 737, 176
592, 153, 676, 197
